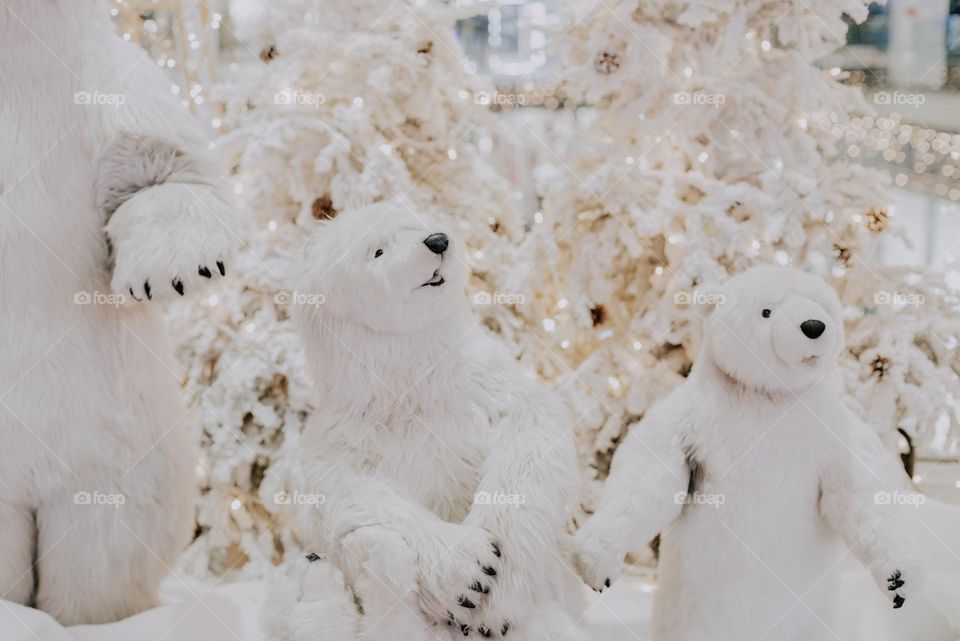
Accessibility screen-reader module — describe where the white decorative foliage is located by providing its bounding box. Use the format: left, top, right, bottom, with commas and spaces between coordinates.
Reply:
512, 0, 959, 505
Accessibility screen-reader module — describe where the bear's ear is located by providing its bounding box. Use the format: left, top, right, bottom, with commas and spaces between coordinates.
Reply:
684, 281, 725, 358
691, 282, 726, 320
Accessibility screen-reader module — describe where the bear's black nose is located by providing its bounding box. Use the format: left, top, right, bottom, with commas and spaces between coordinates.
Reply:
424, 233, 449, 254
800, 319, 826, 339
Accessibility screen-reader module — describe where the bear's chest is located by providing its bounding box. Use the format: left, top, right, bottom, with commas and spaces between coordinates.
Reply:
352, 402, 493, 522
667, 400, 841, 584
0, 13, 94, 182
688, 398, 835, 512
0, 20, 106, 294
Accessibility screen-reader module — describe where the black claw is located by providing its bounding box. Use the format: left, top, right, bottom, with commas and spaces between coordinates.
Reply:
144, 280, 152, 300
501, 622, 509, 636
458, 595, 476, 609
604, 578, 611, 588
305, 552, 321, 562
482, 566, 496, 577
889, 569, 902, 581
128, 287, 141, 302
478, 624, 492, 638
893, 594, 905, 609
216, 260, 226, 276
173, 279, 184, 295
491, 543, 501, 558
469, 580, 489, 594
888, 579, 904, 590
447, 611, 456, 626
199, 265, 212, 278
460, 623, 470, 636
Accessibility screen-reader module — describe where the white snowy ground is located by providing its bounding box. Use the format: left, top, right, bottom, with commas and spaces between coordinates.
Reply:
1, 567, 956, 641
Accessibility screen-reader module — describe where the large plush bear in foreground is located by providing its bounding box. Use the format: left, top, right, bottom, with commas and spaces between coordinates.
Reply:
0, 1, 232, 624
572, 266, 922, 641
264, 202, 583, 641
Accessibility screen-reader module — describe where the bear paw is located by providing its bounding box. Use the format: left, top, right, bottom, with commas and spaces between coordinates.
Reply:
870, 559, 924, 610
414, 523, 506, 635
339, 525, 419, 594
569, 524, 624, 594
262, 553, 359, 641
106, 182, 233, 303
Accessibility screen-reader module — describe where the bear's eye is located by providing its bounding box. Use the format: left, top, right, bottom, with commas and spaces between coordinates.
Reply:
761, 308, 772, 318
374, 249, 384, 258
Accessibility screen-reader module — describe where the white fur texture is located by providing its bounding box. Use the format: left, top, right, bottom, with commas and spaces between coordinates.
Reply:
0, 1, 233, 624
572, 266, 923, 641
267, 202, 585, 641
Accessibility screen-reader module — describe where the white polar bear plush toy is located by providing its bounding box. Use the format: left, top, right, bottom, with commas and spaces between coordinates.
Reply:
571, 266, 922, 641
263, 202, 584, 641
0, 1, 233, 625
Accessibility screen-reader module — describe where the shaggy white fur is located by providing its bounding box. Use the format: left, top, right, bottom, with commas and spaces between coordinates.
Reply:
265, 202, 584, 641
571, 266, 923, 641
0, 0, 232, 624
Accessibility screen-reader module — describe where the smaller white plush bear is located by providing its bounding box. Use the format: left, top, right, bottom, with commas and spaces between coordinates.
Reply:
571, 266, 922, 641
266, 202, 584, 641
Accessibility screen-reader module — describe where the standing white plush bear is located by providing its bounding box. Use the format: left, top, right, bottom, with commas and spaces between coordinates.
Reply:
0, 1, 232, 624
263, 202, 584, 641
572, 266, 922, 641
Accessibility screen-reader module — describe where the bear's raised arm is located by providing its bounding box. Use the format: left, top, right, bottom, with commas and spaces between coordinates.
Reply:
818, 414, 922, 610
301, 453, 451, 546
464, 382, 577, 552
459, 376, 580, 628
301, 451, 508, 631
570, 394, 689, 592
85, 23, 234, 303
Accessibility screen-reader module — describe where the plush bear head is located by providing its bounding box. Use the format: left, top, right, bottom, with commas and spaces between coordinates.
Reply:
701, 266, 844, 393
297, 201, 469, 334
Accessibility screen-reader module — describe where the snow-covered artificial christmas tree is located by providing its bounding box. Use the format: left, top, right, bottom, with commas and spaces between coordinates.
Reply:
170, 0, 522, 577
513, 0, 960, 508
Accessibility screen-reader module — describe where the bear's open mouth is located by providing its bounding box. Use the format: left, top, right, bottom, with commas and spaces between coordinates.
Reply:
421, 269, 445, 287
801, 355, 819, 366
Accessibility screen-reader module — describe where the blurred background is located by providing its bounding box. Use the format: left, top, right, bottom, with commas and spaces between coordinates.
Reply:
110, 0, 960, 499
113, 0, 960, 271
